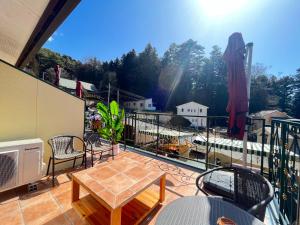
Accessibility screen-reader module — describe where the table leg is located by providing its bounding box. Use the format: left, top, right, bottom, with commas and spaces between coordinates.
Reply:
159, 174, 166, 203
110, 207, 122, 225
72, 178, 80, 202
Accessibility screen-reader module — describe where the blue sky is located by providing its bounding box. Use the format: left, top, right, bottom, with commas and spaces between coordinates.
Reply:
44, 0, 300, 76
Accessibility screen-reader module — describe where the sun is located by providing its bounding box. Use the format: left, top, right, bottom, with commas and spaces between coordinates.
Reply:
197, 0, 248, 19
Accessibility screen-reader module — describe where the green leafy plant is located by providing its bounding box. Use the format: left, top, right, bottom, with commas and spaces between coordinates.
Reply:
96, 100, 125, 145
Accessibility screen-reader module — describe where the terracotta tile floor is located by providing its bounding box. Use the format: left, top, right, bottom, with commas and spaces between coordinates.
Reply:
0, 151, 202, 225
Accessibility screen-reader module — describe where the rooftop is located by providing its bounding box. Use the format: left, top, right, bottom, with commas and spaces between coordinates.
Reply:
60, 78, 98, 92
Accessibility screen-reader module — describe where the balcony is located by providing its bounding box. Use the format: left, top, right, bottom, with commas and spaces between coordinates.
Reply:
0, 149, 203, 225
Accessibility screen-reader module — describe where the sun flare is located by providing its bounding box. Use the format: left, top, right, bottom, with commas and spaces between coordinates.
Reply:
197, 0, 248, 19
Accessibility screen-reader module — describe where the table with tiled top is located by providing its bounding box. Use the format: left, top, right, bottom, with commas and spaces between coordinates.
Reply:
71, 152, 166, 225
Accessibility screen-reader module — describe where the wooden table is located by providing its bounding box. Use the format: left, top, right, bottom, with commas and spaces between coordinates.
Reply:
71, 152, 166, 225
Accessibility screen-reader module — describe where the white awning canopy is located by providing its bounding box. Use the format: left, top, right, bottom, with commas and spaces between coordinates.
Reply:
0, 0, 80, 67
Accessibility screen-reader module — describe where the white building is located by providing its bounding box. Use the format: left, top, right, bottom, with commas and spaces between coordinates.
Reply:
124, 98, 156, 111
176, 101, 208, 127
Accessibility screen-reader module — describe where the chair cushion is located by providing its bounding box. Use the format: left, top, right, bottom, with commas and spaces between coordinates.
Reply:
54, 150, 84, 160
203, 170, 234, 199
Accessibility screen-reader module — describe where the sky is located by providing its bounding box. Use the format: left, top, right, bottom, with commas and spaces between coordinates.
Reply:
44, 0, 300, 76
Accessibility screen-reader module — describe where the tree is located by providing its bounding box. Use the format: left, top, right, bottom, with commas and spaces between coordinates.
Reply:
274, 76, 294, 113
36, 48, 80, 79
249, 75, 269, 113
76, 58, 103, 87
292, 68, 300, 118
117, 50, 138, 93
160, 40, 205, 110
136, 44, 160, 97
193, 46, 227, 116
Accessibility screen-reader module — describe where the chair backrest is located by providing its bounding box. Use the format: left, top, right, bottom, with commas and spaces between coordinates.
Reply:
48, 136, 75, 156
233, 167, 271, 209
86, 133, 102, 147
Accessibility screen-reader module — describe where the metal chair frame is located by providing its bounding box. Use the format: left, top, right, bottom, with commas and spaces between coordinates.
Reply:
196, 166, 274, 221
47, 135, 87, 186
85, 132, 113, 167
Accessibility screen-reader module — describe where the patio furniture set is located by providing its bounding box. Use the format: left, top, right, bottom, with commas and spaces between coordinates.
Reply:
46, 133, 274, 225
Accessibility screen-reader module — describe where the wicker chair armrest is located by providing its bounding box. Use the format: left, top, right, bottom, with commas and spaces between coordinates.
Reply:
247, 177, 274, 215
195, 166, 234, 195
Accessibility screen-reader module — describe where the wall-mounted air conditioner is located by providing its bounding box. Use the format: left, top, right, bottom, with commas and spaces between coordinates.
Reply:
0, 138, 44, 192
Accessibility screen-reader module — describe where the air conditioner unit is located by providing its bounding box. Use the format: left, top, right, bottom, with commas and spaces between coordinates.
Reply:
0, 138, 44, 192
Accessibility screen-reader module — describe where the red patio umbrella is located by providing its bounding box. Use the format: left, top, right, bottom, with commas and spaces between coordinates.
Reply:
54, 64, 61, 86
76, 80, 83, 98
223, 32, 248, 140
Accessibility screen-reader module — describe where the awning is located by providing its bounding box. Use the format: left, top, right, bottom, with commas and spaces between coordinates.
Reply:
139, 129, 193, 138
0, 0, 80, 67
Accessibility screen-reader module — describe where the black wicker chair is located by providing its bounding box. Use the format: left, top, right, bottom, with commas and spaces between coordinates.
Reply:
196, 166, 274, 221
84, 133, 113, 167
47, 135, 87, 186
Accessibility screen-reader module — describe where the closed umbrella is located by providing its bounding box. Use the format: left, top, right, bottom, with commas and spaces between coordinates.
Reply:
54, 64, 61, 86
223, 32, 248, 140
76, 80, 83, 98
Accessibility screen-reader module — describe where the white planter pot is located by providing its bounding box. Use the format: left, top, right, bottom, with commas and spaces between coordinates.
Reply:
112, 144, 120, 156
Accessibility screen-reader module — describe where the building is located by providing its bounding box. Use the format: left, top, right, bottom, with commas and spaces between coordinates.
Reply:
250, 110, 290, 130
59, 78, 98, 94
124, 98, 156, 111
176, 101, 208, 127
59, 78, 103, 106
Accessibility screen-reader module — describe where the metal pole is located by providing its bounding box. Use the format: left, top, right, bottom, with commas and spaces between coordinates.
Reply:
156, 114, 159, 156
206, 117, 209, 170
107, 82, 110, 105
242, 42, 253, 167
260, 119, 265, 175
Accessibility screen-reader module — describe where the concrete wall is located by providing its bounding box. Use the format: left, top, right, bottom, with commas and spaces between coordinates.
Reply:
0, 60, 85, 171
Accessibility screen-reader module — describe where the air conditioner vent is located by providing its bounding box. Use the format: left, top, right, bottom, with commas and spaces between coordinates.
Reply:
0, 151, 18, 190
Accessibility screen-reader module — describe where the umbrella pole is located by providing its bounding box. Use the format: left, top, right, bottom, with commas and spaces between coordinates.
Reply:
242, 42, 253, 167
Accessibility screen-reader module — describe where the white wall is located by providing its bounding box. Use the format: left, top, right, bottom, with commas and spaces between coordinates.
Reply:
124, 98, 156, 111
176, 102, 208, 127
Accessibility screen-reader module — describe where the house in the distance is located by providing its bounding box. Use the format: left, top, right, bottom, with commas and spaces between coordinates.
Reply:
176, 101, 208, 127
59, 78, 98, 95
124, 98, 156, 111
59, 78, 102, 106
249, 109, 291, 130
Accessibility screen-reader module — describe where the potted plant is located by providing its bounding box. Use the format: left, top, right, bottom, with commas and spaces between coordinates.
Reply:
96, 100, 125, 155
89, 112, 101, 132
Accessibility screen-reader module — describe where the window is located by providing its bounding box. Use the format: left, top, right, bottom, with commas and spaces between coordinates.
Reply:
182, 108, 184, 112
140, 103, 143, 107
133, 102, 136, 106
200, 108, 202, 113
188, 109, 190, 112
148, 104, 151, 107
194, 109, 196, 112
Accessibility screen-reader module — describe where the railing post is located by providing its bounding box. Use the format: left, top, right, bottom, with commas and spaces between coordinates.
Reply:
279, 122, 287, 212
134, 112, 137, 146
269, 120, 275, 181
156, 114, 159, 156
123, 113, 127, 151
260, 119, 265, 175
205, 117, 209, 171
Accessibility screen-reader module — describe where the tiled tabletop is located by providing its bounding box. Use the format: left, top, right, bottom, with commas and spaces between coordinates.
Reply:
72, 152, 166, 210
